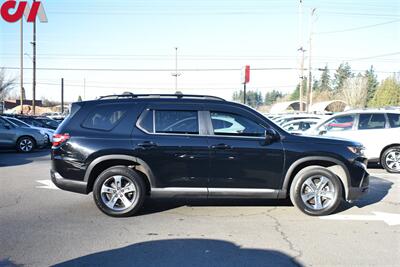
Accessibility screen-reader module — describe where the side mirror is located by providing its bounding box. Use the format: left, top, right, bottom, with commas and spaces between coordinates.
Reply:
264, 129, 279, 145
318, 126, 327, 135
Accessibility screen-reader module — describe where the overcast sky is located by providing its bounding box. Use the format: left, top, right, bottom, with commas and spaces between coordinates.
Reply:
1, 0, 399, 102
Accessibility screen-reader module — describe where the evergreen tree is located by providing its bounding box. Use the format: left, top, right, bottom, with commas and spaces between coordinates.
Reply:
370, 76, 400, 107
290, 78, 307, 101
77, 95, 82, 102
364, 65, 379, 105
264, 90, 283, 105
333, 62, 353, 92
318, 65, 331, 92
232, 90, 263, 108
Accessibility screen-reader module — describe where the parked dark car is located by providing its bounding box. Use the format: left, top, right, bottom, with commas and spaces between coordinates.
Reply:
51, 94, 369, 217
0, 116, 47, 152
5, 115, 60, 130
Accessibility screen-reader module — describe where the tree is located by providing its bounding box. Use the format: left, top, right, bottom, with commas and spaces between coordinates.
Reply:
264, 90, 283, 105
232, 90, 263, 108
370, 76, 400, 107
290, 77, 307, 101
341, 77, 368, 108
317, 65, 331, 92
77, 95, 83, 102
333, 62, 353, 92
364, 65, 379, 106
0, 68, 16, 101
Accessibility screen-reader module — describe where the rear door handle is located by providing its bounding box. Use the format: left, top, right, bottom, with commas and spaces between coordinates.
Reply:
210, 143, 231, 150
137, 141, 158, 148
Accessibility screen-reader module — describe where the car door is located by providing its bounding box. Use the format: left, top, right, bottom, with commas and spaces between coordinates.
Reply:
206, 108, 284, 191
133, 104, 209, 190
0, 117, 16, 147
356, 113, 389, 159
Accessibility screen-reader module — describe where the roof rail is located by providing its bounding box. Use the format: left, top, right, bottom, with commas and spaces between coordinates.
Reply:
98, 94, 225, 101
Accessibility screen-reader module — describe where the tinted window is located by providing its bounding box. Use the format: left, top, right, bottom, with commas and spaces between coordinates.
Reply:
82, 106, 127, 131
388, 113, 400, 128
138, 109, 153, 133
211, 112, 265, 137
358, 113, 386, 130
155, 110, 198, 134
322, 115, 355, 132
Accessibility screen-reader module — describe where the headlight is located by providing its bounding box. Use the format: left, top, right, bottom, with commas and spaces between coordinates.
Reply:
347, 146, 365, 155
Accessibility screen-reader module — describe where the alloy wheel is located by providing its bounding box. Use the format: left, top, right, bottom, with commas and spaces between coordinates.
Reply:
385, 151, 400, 172
100, 175, 137, 211
19, 138, 33, 152
300, 175, 336, 211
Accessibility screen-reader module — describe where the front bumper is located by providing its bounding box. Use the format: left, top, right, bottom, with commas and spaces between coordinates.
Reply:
51, 170, 88, 194
347, 160, 369, 201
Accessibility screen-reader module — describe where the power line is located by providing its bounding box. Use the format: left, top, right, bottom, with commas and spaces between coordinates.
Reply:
316, 19, 400, 34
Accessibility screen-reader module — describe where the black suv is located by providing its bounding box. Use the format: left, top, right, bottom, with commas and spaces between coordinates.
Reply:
51, 94, 369, 217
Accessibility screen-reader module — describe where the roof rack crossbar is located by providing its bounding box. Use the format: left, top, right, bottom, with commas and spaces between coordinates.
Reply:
98, 94, 225, 101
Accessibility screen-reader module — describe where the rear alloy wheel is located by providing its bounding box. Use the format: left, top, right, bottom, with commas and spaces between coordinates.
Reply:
17, 137, 35, 153
290, 167, 343, 216
381, 146, 400, 173
93, 166, 146, 217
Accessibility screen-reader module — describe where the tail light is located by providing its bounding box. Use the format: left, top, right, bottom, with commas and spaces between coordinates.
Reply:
52, 133, 70, 147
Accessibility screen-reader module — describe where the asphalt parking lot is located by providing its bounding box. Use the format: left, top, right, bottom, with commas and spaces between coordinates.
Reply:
0, 150, 399, 267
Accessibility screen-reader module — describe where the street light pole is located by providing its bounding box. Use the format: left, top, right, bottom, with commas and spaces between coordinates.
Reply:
298, 0, 304, 112
172, 47, 181, 92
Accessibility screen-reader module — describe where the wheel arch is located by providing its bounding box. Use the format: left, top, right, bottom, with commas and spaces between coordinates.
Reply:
280, 156, 350, 200
84, 155, 155, 193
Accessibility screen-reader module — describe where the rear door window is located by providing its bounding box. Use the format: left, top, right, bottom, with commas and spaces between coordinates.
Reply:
82, 105, 127, 131
210, 112, 265, 137
387, 113, 400, 128
358, 113, 386, 130
154, 110, 199, 134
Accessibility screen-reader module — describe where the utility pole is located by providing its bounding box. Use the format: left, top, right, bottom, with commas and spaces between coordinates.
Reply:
172, 47, 180, 91
32, 0, 37, 115
20, 18, 25, 114
307, 8, 316, 112
243, 83, 247, 105
298, 0, 304, 112
61, 78, 64, 113
83, 78, 86, 100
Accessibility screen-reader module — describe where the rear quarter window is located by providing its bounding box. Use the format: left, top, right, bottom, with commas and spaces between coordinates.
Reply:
82, 105, 127, 131
387, 113, 400, 128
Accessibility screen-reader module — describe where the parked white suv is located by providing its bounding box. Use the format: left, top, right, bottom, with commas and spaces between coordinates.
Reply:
306, 110, 400, 173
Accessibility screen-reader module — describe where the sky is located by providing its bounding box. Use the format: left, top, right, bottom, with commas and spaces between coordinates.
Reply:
1, 0, 399, 102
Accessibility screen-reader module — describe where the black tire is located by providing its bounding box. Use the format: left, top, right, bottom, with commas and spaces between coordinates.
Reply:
290, 166, 343, 216
381, 146, 400, 174
93, 166, 146, 217
16, 136, 35, 153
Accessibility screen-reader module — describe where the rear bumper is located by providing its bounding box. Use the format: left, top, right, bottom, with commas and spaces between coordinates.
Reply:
50, 170, 88, 194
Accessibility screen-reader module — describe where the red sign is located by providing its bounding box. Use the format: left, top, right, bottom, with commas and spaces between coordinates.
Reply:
1, 0, 47, 23
241, 65, 250, 84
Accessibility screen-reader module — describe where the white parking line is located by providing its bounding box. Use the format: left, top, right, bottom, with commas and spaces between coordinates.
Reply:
320, 212, 400, 226
36, 180, 60, 190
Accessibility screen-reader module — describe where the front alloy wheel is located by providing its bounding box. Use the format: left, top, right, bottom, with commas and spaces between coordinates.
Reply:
93, 166, 146, 217
290, 166, 343, 216
382, 146, 400, 173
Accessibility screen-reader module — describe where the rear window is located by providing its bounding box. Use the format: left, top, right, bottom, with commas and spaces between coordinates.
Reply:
387, 113, 400, 128
82, 106, 127, 131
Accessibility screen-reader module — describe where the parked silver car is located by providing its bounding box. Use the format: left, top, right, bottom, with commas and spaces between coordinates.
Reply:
0, 116, 47, 152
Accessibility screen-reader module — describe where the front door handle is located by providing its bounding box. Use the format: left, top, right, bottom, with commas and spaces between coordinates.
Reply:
137, 141, 158, 148
210, 143, 232, 150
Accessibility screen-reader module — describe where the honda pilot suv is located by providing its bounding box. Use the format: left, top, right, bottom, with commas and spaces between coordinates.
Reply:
51, 94, 369, 217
